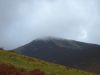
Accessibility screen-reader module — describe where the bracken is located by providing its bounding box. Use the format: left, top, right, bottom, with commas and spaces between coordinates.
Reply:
0, 63, 45, 75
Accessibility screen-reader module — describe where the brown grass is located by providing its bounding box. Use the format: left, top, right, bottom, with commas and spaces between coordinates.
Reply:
0, 63, 45, 75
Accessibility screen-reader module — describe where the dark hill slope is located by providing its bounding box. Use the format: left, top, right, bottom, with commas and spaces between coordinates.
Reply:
15, 37, 100, 73
0, 50, 95, 75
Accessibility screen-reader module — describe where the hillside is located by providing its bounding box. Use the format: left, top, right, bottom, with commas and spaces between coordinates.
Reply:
15, 37, 100, 73
0, 50, 97, 75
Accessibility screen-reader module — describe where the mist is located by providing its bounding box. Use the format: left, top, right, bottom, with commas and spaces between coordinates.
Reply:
0, 0, 100, 49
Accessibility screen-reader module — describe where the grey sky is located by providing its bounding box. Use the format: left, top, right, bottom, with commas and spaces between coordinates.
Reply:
0, 0, 100, 49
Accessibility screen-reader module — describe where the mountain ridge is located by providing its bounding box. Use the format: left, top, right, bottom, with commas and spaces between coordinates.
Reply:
15, 37, 100, 73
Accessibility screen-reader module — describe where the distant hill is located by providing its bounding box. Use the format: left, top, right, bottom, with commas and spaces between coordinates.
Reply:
0, 50, 95, 75
15, 37, 100, 73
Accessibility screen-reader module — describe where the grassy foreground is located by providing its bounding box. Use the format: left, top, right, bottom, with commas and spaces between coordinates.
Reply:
0, 50, 98, 75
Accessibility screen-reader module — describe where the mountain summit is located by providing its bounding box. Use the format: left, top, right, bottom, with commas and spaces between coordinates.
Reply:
15, 37, 100, 73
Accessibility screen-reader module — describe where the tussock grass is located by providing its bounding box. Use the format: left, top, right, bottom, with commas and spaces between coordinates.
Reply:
0, 50, 98, 75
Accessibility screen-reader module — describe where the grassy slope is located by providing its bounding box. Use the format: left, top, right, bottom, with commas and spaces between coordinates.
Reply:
0, 50, 97, 75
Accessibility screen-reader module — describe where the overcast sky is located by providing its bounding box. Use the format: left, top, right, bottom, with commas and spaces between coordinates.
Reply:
0, 0, 100, 50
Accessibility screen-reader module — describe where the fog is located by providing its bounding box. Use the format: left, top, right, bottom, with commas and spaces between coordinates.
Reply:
0, 0, 100, 49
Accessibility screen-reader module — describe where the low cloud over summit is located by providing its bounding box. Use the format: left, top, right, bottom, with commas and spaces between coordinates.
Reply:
0, 0, 100, 49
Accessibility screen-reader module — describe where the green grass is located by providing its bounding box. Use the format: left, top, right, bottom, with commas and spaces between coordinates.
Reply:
0, 50, 98, 75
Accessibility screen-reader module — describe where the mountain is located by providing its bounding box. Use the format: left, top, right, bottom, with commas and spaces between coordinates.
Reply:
15, 37, 100, 73
0, 50, 95, 75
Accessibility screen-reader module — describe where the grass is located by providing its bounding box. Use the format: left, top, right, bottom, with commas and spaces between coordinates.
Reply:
0, 50, 98, 75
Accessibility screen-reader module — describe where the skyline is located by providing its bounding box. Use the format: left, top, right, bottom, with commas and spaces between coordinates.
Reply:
0, 0, 100, 49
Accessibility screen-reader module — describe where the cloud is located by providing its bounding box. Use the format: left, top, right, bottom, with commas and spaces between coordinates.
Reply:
0, 0, 100, 49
